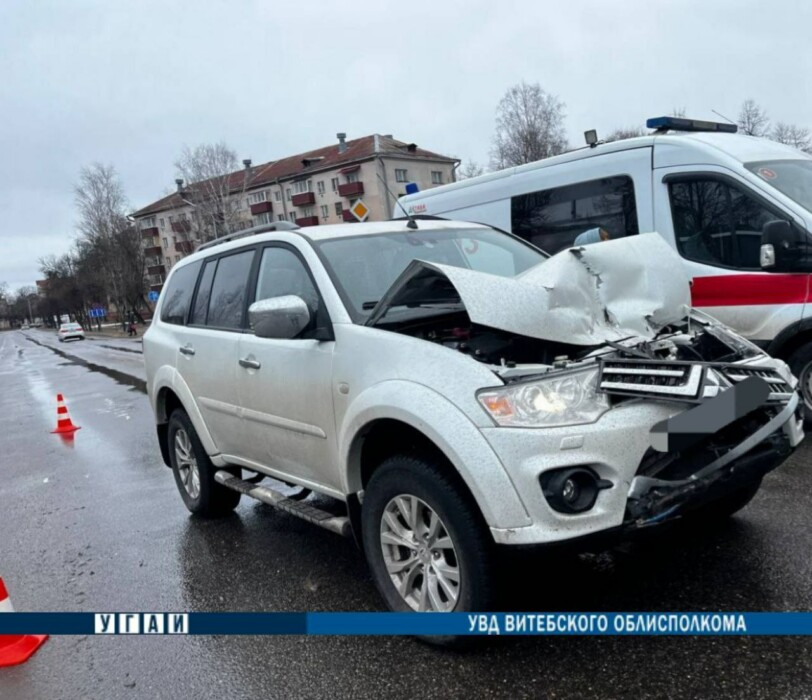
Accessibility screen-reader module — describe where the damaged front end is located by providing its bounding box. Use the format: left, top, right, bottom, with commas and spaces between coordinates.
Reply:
368, 233, 803, 534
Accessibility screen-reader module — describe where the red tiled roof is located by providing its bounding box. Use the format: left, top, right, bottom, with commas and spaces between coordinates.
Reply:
132, 134, 456, 217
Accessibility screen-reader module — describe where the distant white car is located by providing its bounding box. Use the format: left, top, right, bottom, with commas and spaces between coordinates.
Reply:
20, 324, 30, 330
58, 323, 85, 342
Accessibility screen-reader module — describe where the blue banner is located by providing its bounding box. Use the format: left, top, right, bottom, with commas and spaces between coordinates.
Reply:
1, 612, 812, 636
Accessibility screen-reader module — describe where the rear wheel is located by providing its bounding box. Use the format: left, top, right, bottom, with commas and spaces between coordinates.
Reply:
167, 408, 240, 517
362, 455, 493, 617
788, 341, 812, 421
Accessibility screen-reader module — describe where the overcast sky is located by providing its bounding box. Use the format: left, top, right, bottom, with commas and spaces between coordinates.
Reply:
1, 0, 810, 290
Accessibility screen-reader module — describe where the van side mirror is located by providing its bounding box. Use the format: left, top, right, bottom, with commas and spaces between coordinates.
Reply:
248, 295, 310, 339
760, 220, 812, 272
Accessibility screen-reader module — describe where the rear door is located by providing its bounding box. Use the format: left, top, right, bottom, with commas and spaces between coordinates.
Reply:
235, 243, 339, 491
653, 167, 807, 342
176, 247, 257, 457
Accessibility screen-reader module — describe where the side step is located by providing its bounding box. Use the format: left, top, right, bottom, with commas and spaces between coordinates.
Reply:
214, 470, 352, 538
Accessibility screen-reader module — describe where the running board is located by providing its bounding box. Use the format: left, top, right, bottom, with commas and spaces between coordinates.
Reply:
214, 470, 351, 537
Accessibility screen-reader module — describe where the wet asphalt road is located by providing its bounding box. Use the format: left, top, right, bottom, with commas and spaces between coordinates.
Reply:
1, 328, 811, 700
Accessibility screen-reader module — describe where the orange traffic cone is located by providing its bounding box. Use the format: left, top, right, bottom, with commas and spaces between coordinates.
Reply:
0, 577, 47, 667
51, 393, 80, 434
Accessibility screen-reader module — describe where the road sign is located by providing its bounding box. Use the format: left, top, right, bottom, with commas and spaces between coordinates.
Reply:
350, 200, 369, 222
148, 291, 160, 302
88, 308, 107, 319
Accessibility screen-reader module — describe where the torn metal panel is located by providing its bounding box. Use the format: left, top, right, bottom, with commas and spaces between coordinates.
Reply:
371, 233, 692, 346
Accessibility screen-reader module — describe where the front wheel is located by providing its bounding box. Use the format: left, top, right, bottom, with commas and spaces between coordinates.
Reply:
362, 455, 494, 615
788, 342, 812, 422
167, 408, 241, 517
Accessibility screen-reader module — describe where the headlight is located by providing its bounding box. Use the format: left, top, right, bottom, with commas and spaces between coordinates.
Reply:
478, 368, 610, 428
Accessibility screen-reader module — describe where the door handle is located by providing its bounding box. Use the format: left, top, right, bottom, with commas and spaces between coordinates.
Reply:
179, 345, 195, 356
239, 357, 261, 370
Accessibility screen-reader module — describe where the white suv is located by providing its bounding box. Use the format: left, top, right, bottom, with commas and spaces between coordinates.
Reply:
144, 220, 803, 614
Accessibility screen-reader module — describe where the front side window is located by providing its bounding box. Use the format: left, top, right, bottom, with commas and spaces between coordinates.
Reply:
160, 260, 202, 325
511, 176, 638, 255
669, 177, 776, 269
395, 169, 408, 182
255, 247, 320, 312
205, 250, 255, 329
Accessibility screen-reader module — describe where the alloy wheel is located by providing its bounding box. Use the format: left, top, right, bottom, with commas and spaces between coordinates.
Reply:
379, 494, 460, 612
174, 428, 200, 500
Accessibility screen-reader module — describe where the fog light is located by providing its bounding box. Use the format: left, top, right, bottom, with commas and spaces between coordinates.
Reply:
540, 467, 612, 514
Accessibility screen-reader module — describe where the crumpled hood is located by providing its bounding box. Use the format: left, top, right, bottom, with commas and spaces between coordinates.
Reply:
369, 233, 692, 345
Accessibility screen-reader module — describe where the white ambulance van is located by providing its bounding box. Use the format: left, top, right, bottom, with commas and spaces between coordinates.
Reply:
397, 117, 812, 415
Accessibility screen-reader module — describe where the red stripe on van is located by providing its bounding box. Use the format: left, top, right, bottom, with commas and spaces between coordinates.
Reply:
691, 274, 810, 307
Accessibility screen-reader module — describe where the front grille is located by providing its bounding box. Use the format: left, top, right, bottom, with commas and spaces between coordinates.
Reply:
598, 359, 794, 404
716, 365, 793, 403
599, 360, 704, 400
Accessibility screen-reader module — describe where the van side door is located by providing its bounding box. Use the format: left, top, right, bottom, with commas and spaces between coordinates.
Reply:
508, 147, 653, 255
653, 166, 807, 342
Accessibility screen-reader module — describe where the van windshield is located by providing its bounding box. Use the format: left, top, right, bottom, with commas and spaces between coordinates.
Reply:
746, 159, 812, 213
315, 227, 546, 321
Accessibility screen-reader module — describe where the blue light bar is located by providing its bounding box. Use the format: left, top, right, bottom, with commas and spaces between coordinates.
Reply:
646, 116, 738, 134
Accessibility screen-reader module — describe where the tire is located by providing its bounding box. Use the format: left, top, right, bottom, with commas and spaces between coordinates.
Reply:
167, 408, 241, 517
787, 342, 812, 422
684, 478, 762, 523
362, 455, 494, 620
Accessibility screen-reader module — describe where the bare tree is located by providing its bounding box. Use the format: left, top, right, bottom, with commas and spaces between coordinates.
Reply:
490, 82, 568, 170
737, 99, 770, 137
605, 126, 645, 142
174, 142, 250, 244
772, 122, 812, 153
75, 163, 146, 323
458, 160, 485, 180
671, 107, 687, 118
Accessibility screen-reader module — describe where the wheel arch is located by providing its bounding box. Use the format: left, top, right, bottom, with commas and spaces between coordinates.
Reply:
340, 381, 531, 530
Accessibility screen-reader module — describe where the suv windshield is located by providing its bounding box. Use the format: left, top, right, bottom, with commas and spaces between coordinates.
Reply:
315, 227, 546, 321
746, 159, 812, 212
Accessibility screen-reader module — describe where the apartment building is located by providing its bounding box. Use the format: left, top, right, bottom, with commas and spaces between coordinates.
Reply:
133, 133, 458, 292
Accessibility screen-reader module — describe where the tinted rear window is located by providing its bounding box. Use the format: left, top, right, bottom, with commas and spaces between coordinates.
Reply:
160, 261, 202, 325
206, 250, 255, 329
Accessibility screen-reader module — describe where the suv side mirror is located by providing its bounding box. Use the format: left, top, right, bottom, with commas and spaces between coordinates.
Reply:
761, 219, 812, 272
248, 295, 311, 339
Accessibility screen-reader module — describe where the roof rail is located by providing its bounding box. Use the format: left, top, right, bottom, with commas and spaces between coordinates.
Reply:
196, 221, 301, 252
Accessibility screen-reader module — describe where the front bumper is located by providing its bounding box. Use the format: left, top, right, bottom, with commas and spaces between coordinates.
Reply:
483, 388, 802, 546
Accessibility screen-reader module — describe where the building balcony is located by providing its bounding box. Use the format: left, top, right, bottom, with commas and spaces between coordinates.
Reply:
149, 282, 163, 292
147, 264, 166, 276
295, 216, 319, 227
141, 226, 159, 238
249, 201, 273, 215
342, 210, 359, 222
175, 240, 194, 254
171, 220, 191, 233
291, 191, 315, 207
144, 245, 162, 257
338, 181, 364, 197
